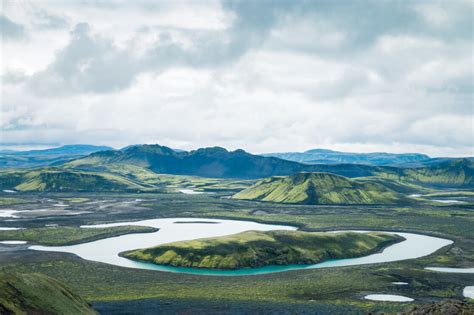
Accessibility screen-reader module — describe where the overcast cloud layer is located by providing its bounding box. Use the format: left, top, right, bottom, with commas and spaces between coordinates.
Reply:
1, 0, 473, 156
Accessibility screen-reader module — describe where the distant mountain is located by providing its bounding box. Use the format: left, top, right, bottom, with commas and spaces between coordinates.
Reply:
233, 172, 405, 204
0, 144, 112, 168
66, 144, 317, 179
68, 144, 402, 179
0, 273, 96, 314
262, 149, 431, 166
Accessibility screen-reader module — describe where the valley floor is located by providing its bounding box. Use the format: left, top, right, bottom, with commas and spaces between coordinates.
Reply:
0, 191, 473, 314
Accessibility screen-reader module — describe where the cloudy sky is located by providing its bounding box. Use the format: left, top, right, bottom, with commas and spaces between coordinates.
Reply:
1, 0, 472, 156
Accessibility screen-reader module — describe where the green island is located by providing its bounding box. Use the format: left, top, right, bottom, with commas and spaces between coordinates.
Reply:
0, 226, 158, 246
122, 230, 404, 269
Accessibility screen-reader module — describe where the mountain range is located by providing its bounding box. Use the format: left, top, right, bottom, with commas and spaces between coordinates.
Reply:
66, 144, 473, 186
262, 149, 433, 166
0, 144, 472, 194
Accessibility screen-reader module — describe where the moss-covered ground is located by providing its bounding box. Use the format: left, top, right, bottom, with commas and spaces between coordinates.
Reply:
0, 226, 157, 246
0, 191, 472, 313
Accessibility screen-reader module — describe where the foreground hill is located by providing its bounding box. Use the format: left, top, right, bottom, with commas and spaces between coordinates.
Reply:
0, 273, 96, 314
0, 144, 112, 169
401, 299, 474, 315
122, 230, 403, 270
233, 172, 405, 204
263, 148, 430, 166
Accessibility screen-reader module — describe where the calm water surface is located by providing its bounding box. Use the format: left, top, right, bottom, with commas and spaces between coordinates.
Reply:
30, 218, 453, 276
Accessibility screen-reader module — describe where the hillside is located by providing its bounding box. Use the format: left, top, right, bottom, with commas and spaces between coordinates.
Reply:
262, 149, 430, 166
233, 172, 405, 204
122, 230, 403, 270
375, 159, 474, 188
0, 168, 153, 192
0, 273, 96, 314
0, 145, 112, 169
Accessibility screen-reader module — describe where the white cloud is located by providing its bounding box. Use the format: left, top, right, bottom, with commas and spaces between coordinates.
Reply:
1, 0, 473, 157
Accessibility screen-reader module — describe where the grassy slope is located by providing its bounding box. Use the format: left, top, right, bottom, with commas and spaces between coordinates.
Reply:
0, 273, 96, 315
233, 172, 405, 204
375, 159, 473, 187
0, 226, 157, 246
122, 230, 403, 269
0, 197, 28, 206
91, 164, 253, 192
0, 164, 253, 193
0, 168, 153, 192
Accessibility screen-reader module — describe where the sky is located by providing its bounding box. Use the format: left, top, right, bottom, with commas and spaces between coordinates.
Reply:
0, 0, 473, 157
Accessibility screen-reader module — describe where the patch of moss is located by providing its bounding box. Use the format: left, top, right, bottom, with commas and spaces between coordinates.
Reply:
0, 273, 96, 315
0, 225, 158, 246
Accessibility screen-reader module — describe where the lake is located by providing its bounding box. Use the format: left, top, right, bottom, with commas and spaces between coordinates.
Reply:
30, 218, 453, 276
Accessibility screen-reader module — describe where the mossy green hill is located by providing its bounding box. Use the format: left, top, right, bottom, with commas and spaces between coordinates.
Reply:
122, 230, 403, 270
232, 172, 405, 204
0, 168, 154, 192
375, 159, 474, 188
0, 273, 96, 314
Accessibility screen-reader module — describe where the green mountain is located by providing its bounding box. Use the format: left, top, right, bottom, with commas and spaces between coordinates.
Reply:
0, 145, 112, 169
233, 172, 405, 204
262, 148, 431, 166
0, 273, 96, 314
122, 230, 403, 270
375, 159, 474, 188
0, 168, 153, 192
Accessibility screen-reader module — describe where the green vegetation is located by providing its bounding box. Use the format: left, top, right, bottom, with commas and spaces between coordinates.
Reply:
375, 159, 473, 188
61, 197, 90, 203
90, 164, 253, 193
1, 151, 471, 194
0, 165, 253, 193
0, 192, 472, 314
0, 226, 157, 246
0, 197, 28, 205
422, 190, 474, 198
0, 273, 96, 315
122, 230, 402, 269
233, 172, 406, 204
0, 168, 155, 192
